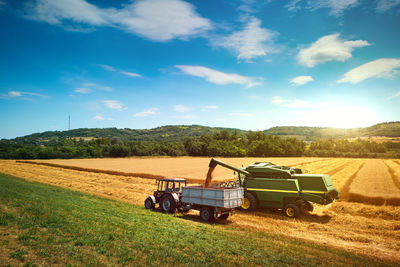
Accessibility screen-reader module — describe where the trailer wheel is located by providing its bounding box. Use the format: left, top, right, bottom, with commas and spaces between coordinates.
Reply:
284, 204, 300, 218
200, 207, 216, 222
144, 197, 155, 210
160, 195, 176, 213
240, 192, 258, 211
304, 201, 314, 212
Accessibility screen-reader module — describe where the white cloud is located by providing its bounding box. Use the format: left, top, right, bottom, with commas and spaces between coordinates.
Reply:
376, 0, 400, 12
388, 91, 400, 99
96, 64, 116, 71
92, 115, 105, 121
108, 0, 212, 42
27, 0, 108, 25
307, 0, 359, 16
102, 100, 127, 110
283, 99, 313, 108
8, 91, 22, 97
95, 64, 141, 78
74, 87, 91, 94
271, 96, 284, 105
229, 112, 250, 117
174, 104, 191, 113
297, 33, 370, 67
0, 90, 49, 100
120, 71, 141, 77
213, 17, 278, 62
175, 65, 261, 88
27, 0, 211, 42
203, 105, 219, 109
290, 76, 314, 86
286, 0, 302, 12
133, 108, 159, 117
337, 58, 400, 84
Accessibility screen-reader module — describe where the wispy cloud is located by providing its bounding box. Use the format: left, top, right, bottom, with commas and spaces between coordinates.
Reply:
102, 100, 127, 110
271, 96, 329, 109
376, 0, 400, 12
74, 87, 92, 94
290, 75, 314, 86
307, 0, 359, 16
95, 64, 141, 78
174, 104, 191, 113
201, 105, 219, 111
26, 0, 212, 42
133, 108, 159, 117
212, 17, 278, 62
0, 90, 49, 100
285, 0, 302, 12
175, 65, 261, 88
92, 115, 104, 121
388, 91, 400, 99
337, 58, 400, 84
229, 112, 250, 117
298, 33, 370, 67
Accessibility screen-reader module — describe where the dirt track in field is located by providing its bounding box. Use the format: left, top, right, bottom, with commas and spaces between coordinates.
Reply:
0, 158, 400, 263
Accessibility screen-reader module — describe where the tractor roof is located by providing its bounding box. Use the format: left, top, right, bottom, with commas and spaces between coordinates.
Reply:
160, 178, 187, 182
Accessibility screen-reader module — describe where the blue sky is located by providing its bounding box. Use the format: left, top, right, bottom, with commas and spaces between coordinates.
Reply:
1, 0, 400, 139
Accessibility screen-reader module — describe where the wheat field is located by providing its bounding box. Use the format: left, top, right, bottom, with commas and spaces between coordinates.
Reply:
1, 157, 400, 263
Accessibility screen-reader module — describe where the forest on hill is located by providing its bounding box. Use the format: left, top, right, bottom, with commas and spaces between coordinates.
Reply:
1, 127, 399, 159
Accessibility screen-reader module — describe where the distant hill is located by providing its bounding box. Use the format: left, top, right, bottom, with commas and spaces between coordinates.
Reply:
4, 122, 400, 145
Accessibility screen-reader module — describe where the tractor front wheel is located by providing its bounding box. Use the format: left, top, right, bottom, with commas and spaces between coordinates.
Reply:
240, 192, 258, 211
160, 195, 176, 213
144, 197, 155, 210
219, 213, 229, 220
283, 203, 300, 218
304, 201, 314, 212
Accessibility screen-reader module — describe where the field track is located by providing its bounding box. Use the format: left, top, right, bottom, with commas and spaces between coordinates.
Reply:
1, 158, 400, 263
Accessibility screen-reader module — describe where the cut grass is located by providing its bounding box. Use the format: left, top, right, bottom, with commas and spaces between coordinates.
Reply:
0, 172, 395, 266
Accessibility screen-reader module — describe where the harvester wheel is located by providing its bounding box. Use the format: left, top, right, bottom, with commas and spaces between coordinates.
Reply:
284, 204, 300, 218
200, 207, 217, 222
240, 192, 258, 211
304, 201, 314, 212
160, 195, 176, 213
144, 197, 155, 210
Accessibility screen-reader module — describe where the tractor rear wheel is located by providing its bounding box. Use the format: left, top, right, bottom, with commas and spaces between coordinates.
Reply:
284, 203, 300, 218
160, 195, 176, 213
240, 192, 258, 211
144, 197, 155, 210
200, 207, 216, 222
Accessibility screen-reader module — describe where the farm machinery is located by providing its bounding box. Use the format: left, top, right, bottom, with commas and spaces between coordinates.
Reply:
144, 178, 244, 222
208, 158, 340, 218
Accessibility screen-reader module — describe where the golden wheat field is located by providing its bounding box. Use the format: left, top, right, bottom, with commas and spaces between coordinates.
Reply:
1, 157, 400, 263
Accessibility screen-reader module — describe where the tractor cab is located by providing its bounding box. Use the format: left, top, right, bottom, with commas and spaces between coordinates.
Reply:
156, 178, 187, 193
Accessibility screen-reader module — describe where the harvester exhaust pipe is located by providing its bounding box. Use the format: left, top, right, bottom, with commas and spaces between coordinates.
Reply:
204, 158, 218, 188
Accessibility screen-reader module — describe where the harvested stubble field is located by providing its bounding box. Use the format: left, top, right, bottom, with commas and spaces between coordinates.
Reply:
1, 157, 400, 264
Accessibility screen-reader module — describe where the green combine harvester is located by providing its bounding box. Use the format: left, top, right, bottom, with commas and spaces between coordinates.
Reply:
208, 158, 339, 218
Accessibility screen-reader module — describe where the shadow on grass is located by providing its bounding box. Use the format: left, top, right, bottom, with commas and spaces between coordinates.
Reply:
144, 207, 235, 225
236, 207, 332, 224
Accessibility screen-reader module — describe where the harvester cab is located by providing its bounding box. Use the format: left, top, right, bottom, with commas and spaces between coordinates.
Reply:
207, 158, 340, 218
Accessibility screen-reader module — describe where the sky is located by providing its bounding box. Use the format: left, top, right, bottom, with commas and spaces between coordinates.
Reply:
0, 0, 400, 139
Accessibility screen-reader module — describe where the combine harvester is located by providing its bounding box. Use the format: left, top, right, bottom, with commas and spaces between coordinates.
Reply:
208, 158, 340, 218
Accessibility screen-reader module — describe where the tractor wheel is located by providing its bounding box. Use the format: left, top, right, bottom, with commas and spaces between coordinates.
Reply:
304, 201, 314, 212
144, 197, 155, 210
240, 192, 258, 211
219, 213, 229, 220
200, 207, 216, 222
284, 203, 300, 218
160, 195, 176, 213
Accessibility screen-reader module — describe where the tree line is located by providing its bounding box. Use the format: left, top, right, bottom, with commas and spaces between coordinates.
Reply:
0, 130, 398, 159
